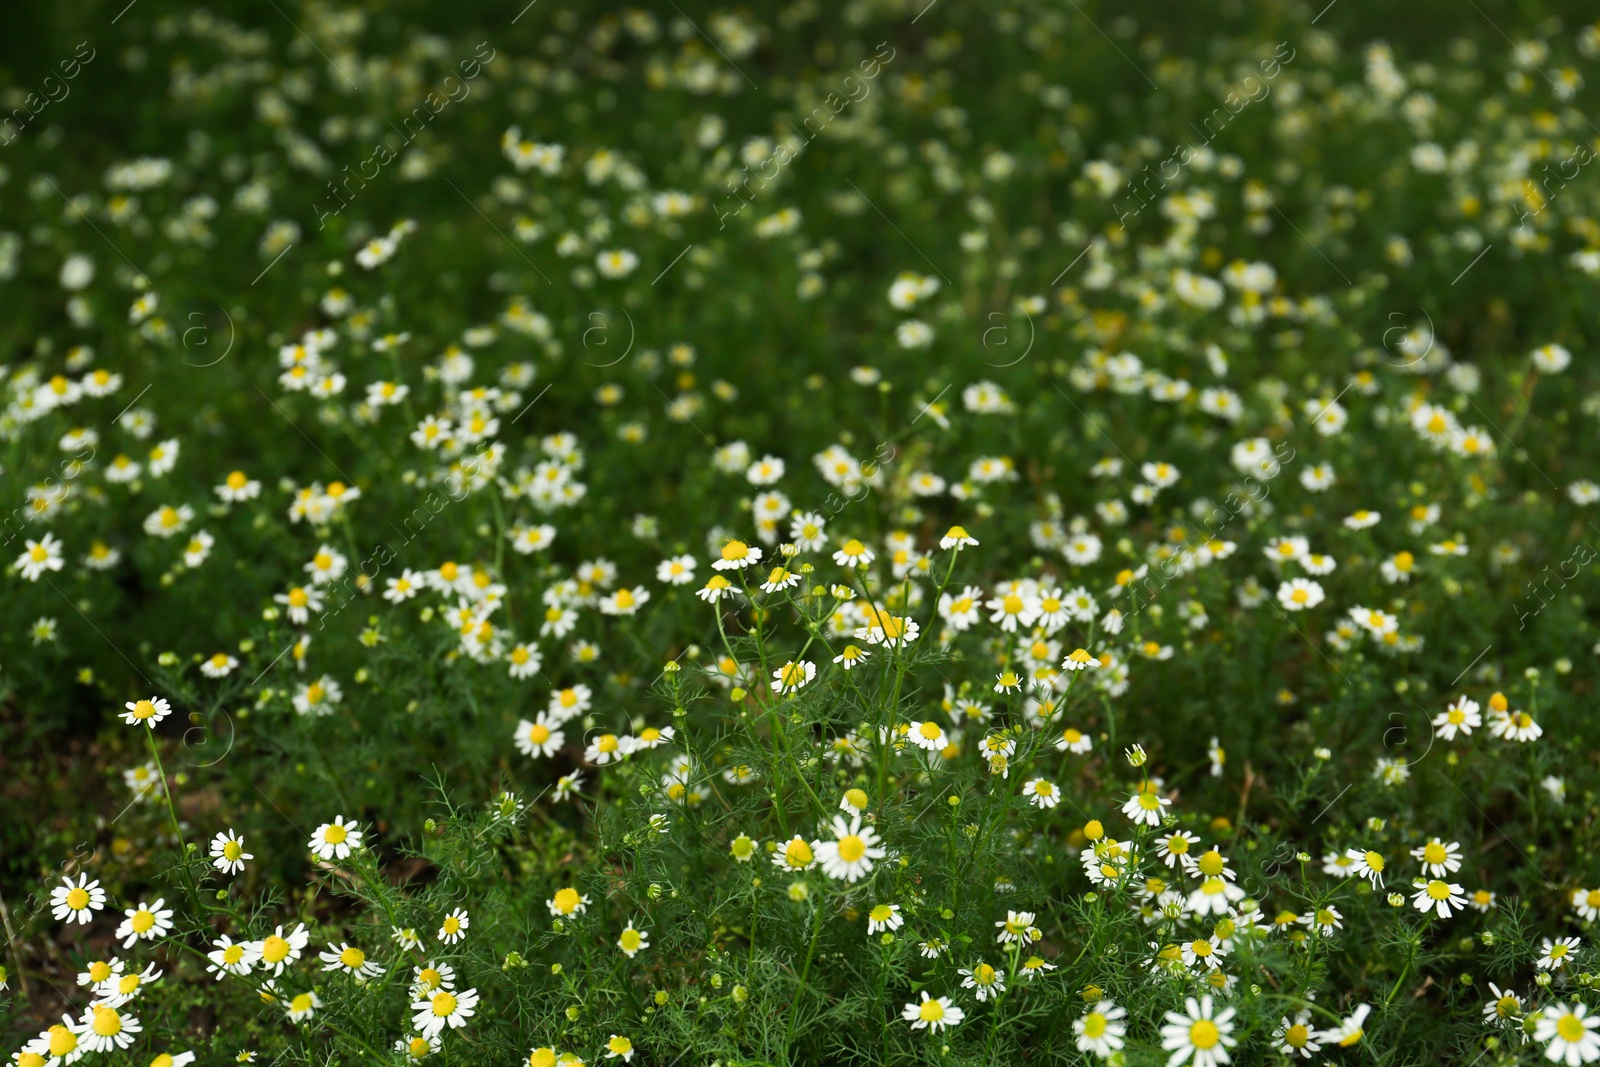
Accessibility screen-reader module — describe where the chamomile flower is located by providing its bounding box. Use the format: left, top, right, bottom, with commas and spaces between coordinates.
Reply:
1412, 879, 1468, 918
1536, 1003, 1600, 1065
959, 961, 1006, 1001
308, 816, 362, 860
1160, 995, 1236, 1067
1411, 838, 1463, 877
206, 935, 260, 979
92, 963, 162, 1008
209, 830, 252, 874
1490, 708, 1543, 743
1433, 696, 1481, 740
656, 555, 697, 585
833, 644, 871, 669
255, 924, 309, 976
1299, 904, 1345, 936
78, 1006, 141, 1054
994, 910, 1039, 944
547, 887, 590, 918
616, 924, 650, 958
1057, 726, 1093, 753
585, 733, 625, 764
1315, 1004, 1371, 1049
411, 987, 479, 1039
902, 992, 964, 1033
1347, 848, 1386, 888
1122, 787, 1171, 826
396, 1034, 441, 1060
114, 900, 173, 949
812, 814, 884, 882
51, 875, 106, 925
771, 660, 816, 693
120, 695, 172, 728
410, 961, 456, 997
1574, 888, 1600, 923
1276, 578, 1325, 611
320, 943, 384, 979
1075, 1000, 1128, 1059
712, 539, 761, 571
867, 903, 903, 935
1024, 778, 1061, 809
832, 538, 875, 567
1275, 1011, 1321, 1059
16, 533, 64, 581
772, 835, 816, 872
1539, 936, 1582, 970
437, 909, 469, 945
907, 719, 948, 751
515, 715, 565, 758
940, 525, 978, 550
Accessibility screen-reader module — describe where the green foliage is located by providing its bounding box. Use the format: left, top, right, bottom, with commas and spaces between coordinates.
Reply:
5, 1, 1600, 1065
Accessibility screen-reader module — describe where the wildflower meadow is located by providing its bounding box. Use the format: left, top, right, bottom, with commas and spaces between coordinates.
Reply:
6, 0, 1600, 1064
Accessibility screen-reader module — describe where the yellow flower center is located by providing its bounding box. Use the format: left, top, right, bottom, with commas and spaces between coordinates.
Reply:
528, 724, 551, 744
339, 946, 365, 969
261, 934, 289, 962
784, 839, 814, 867
1189, 1019, 1220, 1049
324, 823, 348, 844
919, 999, 945, 1022
92, 1006, 123, 1036
431, 992, 458, 1018
66, 887, 91, 910
721, 541, 750, 561
552, 887, 581, 913
837, 835, 866, 863
48, 1025, 79, 1056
